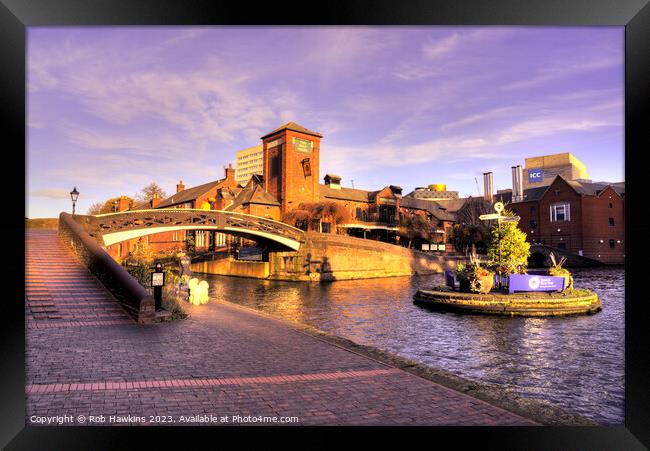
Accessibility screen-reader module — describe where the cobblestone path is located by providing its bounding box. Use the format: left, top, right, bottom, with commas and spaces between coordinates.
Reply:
26, 229, 537, 426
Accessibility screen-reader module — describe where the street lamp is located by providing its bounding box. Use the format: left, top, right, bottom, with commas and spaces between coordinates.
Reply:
70, 186, 79, 215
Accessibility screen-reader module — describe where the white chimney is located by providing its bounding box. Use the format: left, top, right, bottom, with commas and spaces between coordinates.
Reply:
516, 165, 523, 202
483, 172, 493, 202
511, 166, 518, 201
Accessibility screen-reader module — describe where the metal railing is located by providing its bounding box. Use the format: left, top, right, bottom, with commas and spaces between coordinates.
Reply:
84, 209, 306, 244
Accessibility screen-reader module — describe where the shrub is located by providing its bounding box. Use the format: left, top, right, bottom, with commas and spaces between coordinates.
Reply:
123, 259, 188, 320
548, 252, 573, 290
487, 209, 530, 276
456, 253, 494, 294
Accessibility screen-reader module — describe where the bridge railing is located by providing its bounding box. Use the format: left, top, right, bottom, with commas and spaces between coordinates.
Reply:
58, 212, 155, 324
88, 209, 305, 245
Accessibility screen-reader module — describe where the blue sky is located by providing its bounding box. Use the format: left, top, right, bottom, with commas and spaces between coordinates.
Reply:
27, 26, 624, 217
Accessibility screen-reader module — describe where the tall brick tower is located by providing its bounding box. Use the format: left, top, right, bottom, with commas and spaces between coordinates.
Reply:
261, 122, 322, 213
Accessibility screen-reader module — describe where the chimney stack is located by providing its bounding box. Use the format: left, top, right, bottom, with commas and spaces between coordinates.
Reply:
483, 172, 493, 202
150, 193, 161, 208
176, 180, 185, 193
225, 163, 235, 183
511, 166, 519, 201
117, 195, 131, 212
511, 165, 524, 202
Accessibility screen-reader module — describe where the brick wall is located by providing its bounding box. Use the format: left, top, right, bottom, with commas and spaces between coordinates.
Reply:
580, 186, 624, 263
510, 177, 624, 264
269, 232, 463, 281
264, 129, 320, 214
536, 177, 583, 253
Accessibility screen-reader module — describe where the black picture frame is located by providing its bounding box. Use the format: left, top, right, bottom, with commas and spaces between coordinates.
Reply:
4, 0, 648, 448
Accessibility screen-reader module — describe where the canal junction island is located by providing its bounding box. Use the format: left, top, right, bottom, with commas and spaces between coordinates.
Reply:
413, 202, 601, 316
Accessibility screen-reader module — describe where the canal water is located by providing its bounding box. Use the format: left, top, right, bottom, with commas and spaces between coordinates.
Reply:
204, 267, 624, 424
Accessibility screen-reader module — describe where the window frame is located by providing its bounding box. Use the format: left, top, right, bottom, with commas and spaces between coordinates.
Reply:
550, 202, 571, 222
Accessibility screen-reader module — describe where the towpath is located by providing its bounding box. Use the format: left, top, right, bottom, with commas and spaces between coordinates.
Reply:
26, 229, 537, 426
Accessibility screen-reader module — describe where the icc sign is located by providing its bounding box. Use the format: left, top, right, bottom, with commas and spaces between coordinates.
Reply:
528, 168, 543, 183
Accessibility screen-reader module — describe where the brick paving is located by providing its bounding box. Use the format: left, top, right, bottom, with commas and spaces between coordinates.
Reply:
25, 229, 538, 426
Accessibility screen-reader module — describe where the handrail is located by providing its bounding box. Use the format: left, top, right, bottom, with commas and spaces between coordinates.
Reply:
92, 208, 306, 235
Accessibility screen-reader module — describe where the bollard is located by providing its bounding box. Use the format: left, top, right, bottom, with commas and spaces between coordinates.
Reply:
151, 262, 165, 311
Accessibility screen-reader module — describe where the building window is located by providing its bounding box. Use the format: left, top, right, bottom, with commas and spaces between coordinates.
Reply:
321, 222, 331, 233
550, 203, 570, 222
609, 202, 613, 208
356, 207, 362, 220
608, 217, 615, 227
557, 242, 566, 250
530, 220, 537, 228
609, 239, 615, 248
530, 206, 537, 214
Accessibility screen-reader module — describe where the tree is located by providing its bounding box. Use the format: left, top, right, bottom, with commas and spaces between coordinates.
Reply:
448, 197, 493, 254
281, 202, 351, 232
282, 208, 310, 230
455, 197, 493, 226
86, 196, 135, 215
86, 201, 105, 215
135, 182, 167, 203
487, 209, 530, 274
449, 223, 490, 255
398, 214, 434, 248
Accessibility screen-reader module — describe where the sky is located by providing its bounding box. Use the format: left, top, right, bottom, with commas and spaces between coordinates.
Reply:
26, 26, 624, 218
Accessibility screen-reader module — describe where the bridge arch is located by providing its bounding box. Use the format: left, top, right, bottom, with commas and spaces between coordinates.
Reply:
81, 209, 305, 251
528, 244, 602, 268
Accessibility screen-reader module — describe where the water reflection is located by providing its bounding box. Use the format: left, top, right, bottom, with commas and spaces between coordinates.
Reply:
203, 267, 624, 424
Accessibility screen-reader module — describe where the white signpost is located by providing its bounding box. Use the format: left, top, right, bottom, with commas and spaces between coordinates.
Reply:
480, 202, 521, 288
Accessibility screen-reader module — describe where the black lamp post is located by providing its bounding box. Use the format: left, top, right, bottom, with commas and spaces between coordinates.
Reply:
70, 187, 79, 215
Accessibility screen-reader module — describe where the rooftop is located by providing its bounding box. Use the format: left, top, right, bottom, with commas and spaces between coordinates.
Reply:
157, 180, 223, 208
261, 121, 323, 140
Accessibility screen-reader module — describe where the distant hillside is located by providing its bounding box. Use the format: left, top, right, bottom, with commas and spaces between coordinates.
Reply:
25, 218, 59, 229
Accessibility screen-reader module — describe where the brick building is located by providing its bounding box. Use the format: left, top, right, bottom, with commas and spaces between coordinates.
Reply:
496, 175, 625, 264
105, 121, 463, 259
107, 164, 240, 260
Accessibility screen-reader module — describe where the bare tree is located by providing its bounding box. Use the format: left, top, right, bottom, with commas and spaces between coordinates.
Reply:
135, 182, 167, 203
450, 196, 494, 254
86, 196, 135, 215
455, 197, 493, 226
398, 215, 434, 248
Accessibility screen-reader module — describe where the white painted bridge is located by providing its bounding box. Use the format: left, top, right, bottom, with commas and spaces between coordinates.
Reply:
76, 209, 305, 251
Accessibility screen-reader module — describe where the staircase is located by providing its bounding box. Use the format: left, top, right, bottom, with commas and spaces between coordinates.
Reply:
25, 229, 134, 328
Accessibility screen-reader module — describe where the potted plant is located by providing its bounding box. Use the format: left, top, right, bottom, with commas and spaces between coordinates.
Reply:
456, 253, 494, 294
548, 252, 573, 290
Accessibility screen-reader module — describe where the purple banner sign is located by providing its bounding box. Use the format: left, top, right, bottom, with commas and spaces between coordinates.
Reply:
508, 274, 565, 294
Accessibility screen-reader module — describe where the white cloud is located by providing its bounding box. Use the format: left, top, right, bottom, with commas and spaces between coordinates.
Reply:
29, 188, 72, 199
422, 33, 461, 59
496, 118, 617, 145
441, 106, 520, 130
501, 57, 621, 91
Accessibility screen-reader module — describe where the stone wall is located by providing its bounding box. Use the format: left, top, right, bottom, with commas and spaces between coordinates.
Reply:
191, 258, 270, 279
269, 232, 463, 281
58, 212, 155, 324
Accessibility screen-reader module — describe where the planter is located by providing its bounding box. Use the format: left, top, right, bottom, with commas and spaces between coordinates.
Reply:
475, 273, 495, 294
548, 271, 573, 291
459, 272, 494, 294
